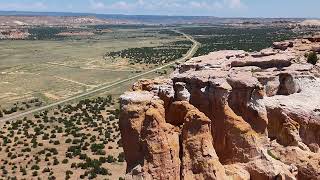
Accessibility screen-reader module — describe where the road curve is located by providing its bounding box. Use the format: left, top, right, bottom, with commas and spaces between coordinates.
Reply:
1, 30, 200, 122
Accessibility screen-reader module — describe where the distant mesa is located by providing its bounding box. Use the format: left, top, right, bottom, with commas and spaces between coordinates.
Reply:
300, 19, 320, 27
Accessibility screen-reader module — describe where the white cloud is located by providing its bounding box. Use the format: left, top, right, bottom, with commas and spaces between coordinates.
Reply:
189, 1, 223, 10
148, 0, 245, 10
111, 1, 133, 10
87, 0, 247, 14
137, 0, 145, 5
224, 0, 246, 9
89, 0, 106, 10
0, 2, 47, 11
189, 1, 207, 8
89, 0, 135, 11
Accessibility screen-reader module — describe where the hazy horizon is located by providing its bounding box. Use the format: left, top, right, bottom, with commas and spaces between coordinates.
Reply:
0, 10, 317, 19
0, 0, 320, 18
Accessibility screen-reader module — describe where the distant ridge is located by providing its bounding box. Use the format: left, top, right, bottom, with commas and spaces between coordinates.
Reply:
0, 11, 94, 17
0, 10, 215, 17
0, 11, 220, 24
0, 11, 307, 25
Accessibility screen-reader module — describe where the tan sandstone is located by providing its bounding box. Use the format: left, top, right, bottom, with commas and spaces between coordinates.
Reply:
120, 37, 320, 179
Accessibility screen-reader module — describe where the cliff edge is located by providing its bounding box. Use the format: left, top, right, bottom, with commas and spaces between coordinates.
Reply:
119, 37, 320, 180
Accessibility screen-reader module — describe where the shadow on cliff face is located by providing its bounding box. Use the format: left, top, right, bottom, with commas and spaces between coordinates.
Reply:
277, 73, 301, 95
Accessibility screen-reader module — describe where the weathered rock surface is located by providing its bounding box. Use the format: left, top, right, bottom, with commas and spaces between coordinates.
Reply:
120, 37, 320, 179
181, 107, 227, 180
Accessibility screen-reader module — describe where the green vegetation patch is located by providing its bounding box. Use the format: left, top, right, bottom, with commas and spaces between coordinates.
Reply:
306, 51, 319, 65
105, 40, 192, 64
0, 96, 124, 179
180, 26, 311, 57
28, 27, 67, 40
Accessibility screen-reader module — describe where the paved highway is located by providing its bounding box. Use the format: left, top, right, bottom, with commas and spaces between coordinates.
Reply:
1, 30, 200, 122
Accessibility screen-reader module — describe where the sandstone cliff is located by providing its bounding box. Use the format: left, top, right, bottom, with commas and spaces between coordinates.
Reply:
119, 37, 320, 180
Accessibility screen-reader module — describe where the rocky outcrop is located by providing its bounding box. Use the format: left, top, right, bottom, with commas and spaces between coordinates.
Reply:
181, 107, 226, 180
120, 37, 320, 179
273, 41, 294, 50
120, 91, 181, 179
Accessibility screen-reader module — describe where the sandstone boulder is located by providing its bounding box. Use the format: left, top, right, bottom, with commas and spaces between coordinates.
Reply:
231, 54, 293, 69
273, 41, 294, 50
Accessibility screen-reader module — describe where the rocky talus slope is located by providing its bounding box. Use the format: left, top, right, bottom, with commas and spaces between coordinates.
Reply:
119, 37, 320, 180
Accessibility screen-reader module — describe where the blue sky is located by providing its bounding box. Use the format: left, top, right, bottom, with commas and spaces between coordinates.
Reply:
0, 0, 319, 18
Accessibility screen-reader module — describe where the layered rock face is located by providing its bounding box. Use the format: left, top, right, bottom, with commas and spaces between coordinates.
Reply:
120, 37, 320, 180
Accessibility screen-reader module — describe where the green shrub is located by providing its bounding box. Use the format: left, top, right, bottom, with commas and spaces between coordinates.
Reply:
11, 154, 17, 159
42, 167, 50, 173
53, 141, 60, 145
53, 158, 59, 165
31, 165, 40, 170
99, 157, 107, 163
90, 143, 105, 153
80, 175, 85, 179
118, 152, 125, 162
65, 138, 72, 143
107, 155, 115, 163
48, 176, 56, 180
42, 134, 49, 140
21, 168, 27, 175
71, 163, 77, 168
307, 51, 318, 65
66, 170, 73, 175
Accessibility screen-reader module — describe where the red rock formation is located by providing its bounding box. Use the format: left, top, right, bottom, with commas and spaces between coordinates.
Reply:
120, 38, 320, 179
120, 92, 180, 179
181, 108, 226, 180
140, 105, 180, 179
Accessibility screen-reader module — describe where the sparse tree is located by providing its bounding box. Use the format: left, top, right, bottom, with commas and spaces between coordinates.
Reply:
307, 51, 318, 65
